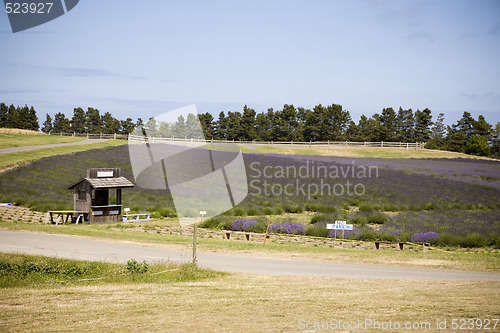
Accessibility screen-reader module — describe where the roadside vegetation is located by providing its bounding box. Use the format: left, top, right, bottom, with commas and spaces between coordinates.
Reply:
0, 253, 223, 288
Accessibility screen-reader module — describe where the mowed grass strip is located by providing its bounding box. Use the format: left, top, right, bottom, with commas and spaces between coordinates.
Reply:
0, 139, 127, 170
0, 270, 498, 332
0, 253, 224, 288
2, 221, 499, 272
0, 133, 85, 149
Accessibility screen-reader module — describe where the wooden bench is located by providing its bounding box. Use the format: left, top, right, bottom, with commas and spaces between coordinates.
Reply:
374, 241, 405, 251
122, 213, 150, 222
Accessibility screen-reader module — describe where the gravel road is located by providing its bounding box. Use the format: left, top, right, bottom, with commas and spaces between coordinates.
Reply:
1, 230, 499, 281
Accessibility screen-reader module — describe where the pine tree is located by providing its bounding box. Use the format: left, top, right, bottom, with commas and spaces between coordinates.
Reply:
71, 107, 86, 133
28, 106, 39, 131
414, 108, 433, 141
85, 107, 102, 134
41, 114, 53, 133
0, 103, 7, 127
52, 112, 71, 133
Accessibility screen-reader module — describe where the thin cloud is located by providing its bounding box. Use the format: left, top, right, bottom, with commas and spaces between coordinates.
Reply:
58, 67, 120, 78
407, 31, 435, 43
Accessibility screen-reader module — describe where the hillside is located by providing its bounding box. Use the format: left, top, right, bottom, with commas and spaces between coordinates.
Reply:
0, 144, 498, 245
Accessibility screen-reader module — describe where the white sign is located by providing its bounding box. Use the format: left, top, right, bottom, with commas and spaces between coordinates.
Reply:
199, 211, 207, 215
124, 208, 130, 212
327, 223, 353, 230
335, 220, 347, 225
97, 171, 114, 178
0, 203, 13, 206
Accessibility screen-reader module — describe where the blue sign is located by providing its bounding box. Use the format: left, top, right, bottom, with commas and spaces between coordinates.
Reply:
327, 223, 353, 230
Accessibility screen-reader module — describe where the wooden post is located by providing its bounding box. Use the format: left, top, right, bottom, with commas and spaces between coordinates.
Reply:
193, 224, 198, 264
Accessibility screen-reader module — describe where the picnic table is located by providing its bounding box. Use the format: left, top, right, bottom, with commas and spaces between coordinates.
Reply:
46, 211, 88, 225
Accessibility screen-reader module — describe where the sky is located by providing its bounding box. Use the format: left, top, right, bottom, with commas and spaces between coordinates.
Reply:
1, 0, 499, 126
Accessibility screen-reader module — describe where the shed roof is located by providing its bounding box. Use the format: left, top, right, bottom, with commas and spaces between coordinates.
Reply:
68, 177, 135, 190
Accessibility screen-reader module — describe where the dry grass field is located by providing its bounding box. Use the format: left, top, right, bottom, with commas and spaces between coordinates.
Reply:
1, 274, 499, 332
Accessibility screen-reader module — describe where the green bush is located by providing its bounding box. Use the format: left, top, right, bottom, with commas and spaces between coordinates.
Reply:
358, 203, 374, 212
305, 225, 329, 238
246, 207, 261, 216
262, 207, 274, 215
465, 136, 491, 156
351, 215, 368, 226
310, 214, 331, 223
366, 214, 388, 224
460, 233, 487, 248
283, 205, 304, 214
126, 259, 149, 274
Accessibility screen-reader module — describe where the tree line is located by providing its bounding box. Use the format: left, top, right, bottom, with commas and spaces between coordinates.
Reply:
1, 101, 499, 157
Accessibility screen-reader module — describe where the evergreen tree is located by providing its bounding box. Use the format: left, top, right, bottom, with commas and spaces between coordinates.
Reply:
145, 117, 159, 137
346, 120, 361, 141
431, 113, 446, 139
119, 118, 135, 134
70, 107, 86, 133
453, 111, 475, 139
85, 107, 102, 134
395, 107, 415, 142
6, 104, 18, 128
198, 112, 216, 139
375, 107, 397, 141
414, 108, 433, 141
171, 115, 187, 138
241, 105, 257, 141
445, 125, 467, 153
473, 115, 492, 139
28, 106, 39, 131
41, 114, 53, 133
0, 103, 7, 127
101, 112, 121, 134
215, 111, 227, 139
52, 112, 71, 133
158, 121, 172, 137
186, 113, 203, 139
255, 109, 273, 141
226, 111, 243, 140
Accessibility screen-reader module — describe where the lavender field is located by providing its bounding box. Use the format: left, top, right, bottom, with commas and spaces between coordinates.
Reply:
0, 145, 499, 246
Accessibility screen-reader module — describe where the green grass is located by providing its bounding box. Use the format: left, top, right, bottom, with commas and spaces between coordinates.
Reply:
239, 145, 492, 159
0, 133, 85, 149
0, 252, 224, 288
2, 221, 499, 272
0, 139, 127, 170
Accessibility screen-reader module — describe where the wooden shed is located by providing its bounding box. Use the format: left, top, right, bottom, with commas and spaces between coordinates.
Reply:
67, 168, 134, 223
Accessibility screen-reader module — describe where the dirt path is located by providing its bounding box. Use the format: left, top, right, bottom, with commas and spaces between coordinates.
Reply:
1, 229, 499, 281
0, 139, 109, 154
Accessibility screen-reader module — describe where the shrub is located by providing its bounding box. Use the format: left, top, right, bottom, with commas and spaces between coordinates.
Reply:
268, 222, 305, 235
358, 203, 373, 212
262, 207, 274, 215
351, 215, 368, 226
367, 214, 388, 224
246, 207, 261, 216
460, 233, 487, 248
305, 225, 329, 238
410, 232, 440, 244
465, 136, 491, 156
283, 205, 304, 214
310, 214, 330, 223
126, 259, 149, 274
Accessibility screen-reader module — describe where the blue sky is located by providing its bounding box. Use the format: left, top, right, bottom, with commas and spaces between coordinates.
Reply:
1, 0, 499, 125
